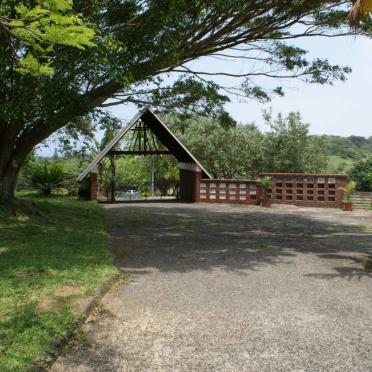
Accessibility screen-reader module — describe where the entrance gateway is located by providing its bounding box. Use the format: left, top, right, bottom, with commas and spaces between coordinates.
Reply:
77, 108, 212, 202
78, 108, 348, 208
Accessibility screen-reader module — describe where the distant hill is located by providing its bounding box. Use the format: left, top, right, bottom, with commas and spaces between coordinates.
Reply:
325, 135, 372, 173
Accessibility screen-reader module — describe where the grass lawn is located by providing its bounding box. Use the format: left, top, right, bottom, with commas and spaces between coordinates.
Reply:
0, 196, 117, 371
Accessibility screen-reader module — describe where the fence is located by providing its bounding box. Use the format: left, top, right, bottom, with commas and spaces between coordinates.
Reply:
260, 173, 347, 208
196, 173, 349, 209
198, 179, 261, 205
350, 192, 372, 209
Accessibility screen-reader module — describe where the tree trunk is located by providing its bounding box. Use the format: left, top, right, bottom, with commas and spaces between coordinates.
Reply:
0, 164, 21, 204
0, 137, 29, 206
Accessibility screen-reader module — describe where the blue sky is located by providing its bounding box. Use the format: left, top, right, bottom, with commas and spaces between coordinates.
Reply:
107, 35, 372, 138
41, 34, 372, 156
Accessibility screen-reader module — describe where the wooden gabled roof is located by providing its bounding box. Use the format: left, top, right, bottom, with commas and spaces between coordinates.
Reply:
77, 108, 211, 182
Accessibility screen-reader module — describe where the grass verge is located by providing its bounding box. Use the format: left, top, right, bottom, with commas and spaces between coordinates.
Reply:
0, 196, 117, 371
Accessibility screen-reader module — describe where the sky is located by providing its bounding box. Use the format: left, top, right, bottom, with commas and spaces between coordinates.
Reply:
107, 34, 372, 138
41, 33, 372, 156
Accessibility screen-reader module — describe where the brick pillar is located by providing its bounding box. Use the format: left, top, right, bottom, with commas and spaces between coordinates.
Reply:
90, 173, 98, 201
179, 162, 202, 202
194, 171, 202, 202
257, 184, 263, 202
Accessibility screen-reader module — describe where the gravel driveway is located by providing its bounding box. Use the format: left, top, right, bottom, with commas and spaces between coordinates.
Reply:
52, 202, 372, 371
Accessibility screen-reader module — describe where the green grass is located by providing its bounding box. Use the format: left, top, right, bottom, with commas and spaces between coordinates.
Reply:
0, 196, 117, 371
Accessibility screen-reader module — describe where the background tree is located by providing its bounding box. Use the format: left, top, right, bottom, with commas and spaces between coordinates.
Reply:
176, 118, 264, 179
262, 111, 329, 173
1, 0, 369, 203
304, 136, 329, 173
173, 112, 328, 179
348, 157, 372, 191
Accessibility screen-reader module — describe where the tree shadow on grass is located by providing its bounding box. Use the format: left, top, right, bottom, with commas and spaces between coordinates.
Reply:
105, 203, 372, 280
0, 198, 117, 369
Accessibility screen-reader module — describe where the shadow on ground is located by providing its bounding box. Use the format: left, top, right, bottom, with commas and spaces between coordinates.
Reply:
105, 203, 372, 281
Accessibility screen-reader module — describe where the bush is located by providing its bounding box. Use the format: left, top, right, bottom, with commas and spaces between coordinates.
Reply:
348, 158, 372, 192
67, 184, 79, 197
23, 160, 70, 196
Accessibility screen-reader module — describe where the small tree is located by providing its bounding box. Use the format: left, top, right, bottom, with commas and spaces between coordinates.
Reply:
23, 161, 70, 196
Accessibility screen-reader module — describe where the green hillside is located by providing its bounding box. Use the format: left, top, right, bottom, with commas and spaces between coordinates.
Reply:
325, 135, 372, 173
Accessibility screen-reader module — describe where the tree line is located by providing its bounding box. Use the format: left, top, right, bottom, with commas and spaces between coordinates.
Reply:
21, 109, 372, 196
174, 111, 329, 179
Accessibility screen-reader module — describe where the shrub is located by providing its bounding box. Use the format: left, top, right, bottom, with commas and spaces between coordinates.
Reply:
348, 158, 372, 192
67, 184, 79, 197
23, 160, 70, 196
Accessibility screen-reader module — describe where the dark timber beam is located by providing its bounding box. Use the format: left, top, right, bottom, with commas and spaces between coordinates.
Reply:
108, 150, 171, 155
110, 154, 116, 202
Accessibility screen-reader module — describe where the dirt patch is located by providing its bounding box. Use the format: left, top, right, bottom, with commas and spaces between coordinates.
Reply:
73, 297, 95, 313
37, 286, 85, 313
54, 285, 84, 298
38, 298, 67, 313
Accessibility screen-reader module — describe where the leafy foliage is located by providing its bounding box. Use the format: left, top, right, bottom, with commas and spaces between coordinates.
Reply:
325, 135, 372, 173
0, 0, 95, 75
99, 155, 178, 199
327, 135, 372, 159
23, 160, 70, 196
170, 112, 328, 179
261, 111, 329, 174
348, 158, 372, 191
174, 118, 265, 179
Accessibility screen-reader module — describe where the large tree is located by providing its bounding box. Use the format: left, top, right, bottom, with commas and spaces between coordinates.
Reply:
262, 111, 329, 173
0, 0, 370, 203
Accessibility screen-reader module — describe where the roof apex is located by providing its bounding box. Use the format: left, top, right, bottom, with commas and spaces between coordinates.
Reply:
77, 109, 211, 182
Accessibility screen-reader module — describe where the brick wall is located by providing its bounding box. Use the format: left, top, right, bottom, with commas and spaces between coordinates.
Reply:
260, 173, 347, 208
198, 179, 261, 205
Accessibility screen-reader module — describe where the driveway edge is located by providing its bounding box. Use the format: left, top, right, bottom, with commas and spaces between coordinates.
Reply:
31, 274, 122, 372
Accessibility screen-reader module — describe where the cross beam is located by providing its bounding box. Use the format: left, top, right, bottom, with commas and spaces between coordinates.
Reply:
108, 150, 171, 155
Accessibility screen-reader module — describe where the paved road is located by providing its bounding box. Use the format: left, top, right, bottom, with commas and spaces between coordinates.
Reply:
52, 203, 372, 371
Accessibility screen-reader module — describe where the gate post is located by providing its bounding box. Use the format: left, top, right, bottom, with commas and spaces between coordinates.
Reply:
179, 162, 202, 202
90, 173, 98, 201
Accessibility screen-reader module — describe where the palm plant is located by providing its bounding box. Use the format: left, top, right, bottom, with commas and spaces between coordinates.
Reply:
258, 176, 272, 200
23, 161, 70, 196
338, 181, 356, 203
